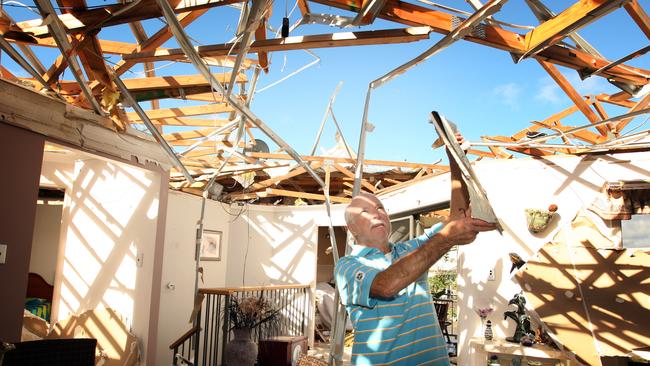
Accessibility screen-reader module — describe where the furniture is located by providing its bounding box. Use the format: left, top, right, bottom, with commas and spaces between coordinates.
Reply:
258, 335, 307, 366
1, 338, 96, 366
469, 338, 579, 366
24, 273, 54, 322
433, 299, 452, 344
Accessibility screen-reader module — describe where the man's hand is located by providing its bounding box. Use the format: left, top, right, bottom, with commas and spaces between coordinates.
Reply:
438, 217, 497, 247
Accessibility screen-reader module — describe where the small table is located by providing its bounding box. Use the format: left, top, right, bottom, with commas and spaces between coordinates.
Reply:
469, 338, 579, 366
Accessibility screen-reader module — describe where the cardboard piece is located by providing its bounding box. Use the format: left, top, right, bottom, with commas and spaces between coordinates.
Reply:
429, 111, 503, 232
517, 238, 650, 366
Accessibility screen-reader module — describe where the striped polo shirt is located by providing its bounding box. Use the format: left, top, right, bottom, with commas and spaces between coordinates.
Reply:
334, 223, 449, 366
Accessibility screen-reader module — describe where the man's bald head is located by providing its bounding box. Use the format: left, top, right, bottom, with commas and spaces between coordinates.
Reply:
344, 192, 391, 250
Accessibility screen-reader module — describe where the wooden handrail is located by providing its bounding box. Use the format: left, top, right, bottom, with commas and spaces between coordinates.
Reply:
169, 325, 201, 349
199, 284, 310, 295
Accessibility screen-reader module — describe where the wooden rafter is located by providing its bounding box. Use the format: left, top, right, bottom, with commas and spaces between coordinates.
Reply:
265, 188, 351, 203
129, 21, 158, 110
332, 163, 377, 193
122, 27, 432, 63
244, 162, 323, 192
615, 92, 650, 132
125, 103, 237, 122
482, 135, 554, 156
254, 16, 269, 73
16, 0, 245, 37
537, 59, 610, 136
625, 0, 650, 39
309, 0, 650, 86
162, 127, 228, 141
522, 0, 627, 58
138, 117, 238, 127
247, 152, 447, 170
596, 93, 635, 108
121, 73, 247, 92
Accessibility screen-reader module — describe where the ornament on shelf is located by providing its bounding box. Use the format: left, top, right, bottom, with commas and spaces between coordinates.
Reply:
484, 320, 494, 341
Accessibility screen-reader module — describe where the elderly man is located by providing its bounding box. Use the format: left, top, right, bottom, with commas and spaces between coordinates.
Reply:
335, 134, 496, 365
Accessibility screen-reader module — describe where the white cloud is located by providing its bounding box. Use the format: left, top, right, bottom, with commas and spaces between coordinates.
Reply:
534, 77, 562, 104
534, 71, 612, 104
492, 82, 522, 108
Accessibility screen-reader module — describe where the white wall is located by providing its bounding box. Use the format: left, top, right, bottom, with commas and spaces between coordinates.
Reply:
156, 195, 347, 363
456, 153, 650, 365
156, 191, 232, 365
54, 157, 163, 364
29, 202, 63, 284
225, 203, 344, 286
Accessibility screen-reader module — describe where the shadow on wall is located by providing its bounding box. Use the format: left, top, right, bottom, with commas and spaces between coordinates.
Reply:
229, 207, 318, 286
55, 159, 159, 344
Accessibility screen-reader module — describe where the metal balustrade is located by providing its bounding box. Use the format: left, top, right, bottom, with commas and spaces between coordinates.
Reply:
171, 284, 311, 366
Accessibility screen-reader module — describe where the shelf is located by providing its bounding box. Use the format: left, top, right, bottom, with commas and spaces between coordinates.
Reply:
470, 338, 570, 360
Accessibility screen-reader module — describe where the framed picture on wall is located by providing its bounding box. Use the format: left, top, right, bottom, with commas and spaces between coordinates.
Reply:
200, 230, 222, 261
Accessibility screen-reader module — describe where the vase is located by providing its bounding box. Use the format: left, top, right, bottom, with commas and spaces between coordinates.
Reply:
484, 320, 493, 341
225, 327, 258, 366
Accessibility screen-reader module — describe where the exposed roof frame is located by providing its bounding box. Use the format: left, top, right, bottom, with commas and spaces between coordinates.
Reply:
34, 0, 105, 115
121, 27, 433, 63
519, 0, 628, 61
309, 0, 650, 86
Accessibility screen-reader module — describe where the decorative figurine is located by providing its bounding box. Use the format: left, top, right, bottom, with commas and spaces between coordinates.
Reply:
524, 203, 558, 234
484, 320, 494, 341
503, 293, 532, 343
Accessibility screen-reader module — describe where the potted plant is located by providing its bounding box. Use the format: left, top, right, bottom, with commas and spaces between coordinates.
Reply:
225, 295, 279, 366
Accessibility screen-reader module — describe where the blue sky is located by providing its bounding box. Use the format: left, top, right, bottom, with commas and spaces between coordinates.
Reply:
4, 0, 649, 164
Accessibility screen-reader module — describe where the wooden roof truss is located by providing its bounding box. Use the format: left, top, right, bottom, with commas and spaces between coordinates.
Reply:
1, 0, 649, 204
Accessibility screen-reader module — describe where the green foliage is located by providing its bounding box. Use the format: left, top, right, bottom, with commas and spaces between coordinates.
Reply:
428, 270, 457, 297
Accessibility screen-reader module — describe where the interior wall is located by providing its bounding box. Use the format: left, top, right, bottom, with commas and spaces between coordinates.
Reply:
54, 157, 162, 363
226, 204, 345, 286
0, 123, 45, 342
455, 153, 650, 365
29, 202, 63, 284
155, 191, 232, 365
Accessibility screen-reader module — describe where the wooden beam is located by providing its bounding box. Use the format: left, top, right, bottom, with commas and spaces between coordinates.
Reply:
130, 86, 217, 102
332, 163, 377, 193
0, 78, 170, 165
297, 0, 310, 15
523, 0, 626, 57
254, 17, 269, 73
483, 135, 554, 156
309, 0, 650, 86
537, 59, 609, 136
16, 0, 245, 37
169, 139, 246, 147
121, 73, 246, 92
129, 21, 159, 110
247, 152, 446, 170
466, 149, 496, 158
595, 93, 635, 108
530, 120, 601, 145
625, 0, 650, 39
122, 27, 432, 63
615, 92, 650, 132
244, 162, 323, 192
91, 10, 208, 96
125, 103, 236, 122
592, 100, 609, 121
265, 188, 351, 203
132, 117, 238, 126
163, 127, 226, 141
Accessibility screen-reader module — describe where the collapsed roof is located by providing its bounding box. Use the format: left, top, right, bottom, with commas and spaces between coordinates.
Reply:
1, 0, 649, 204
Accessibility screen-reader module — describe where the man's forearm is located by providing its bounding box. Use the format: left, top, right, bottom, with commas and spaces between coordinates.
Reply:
370, 235, 453, 299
